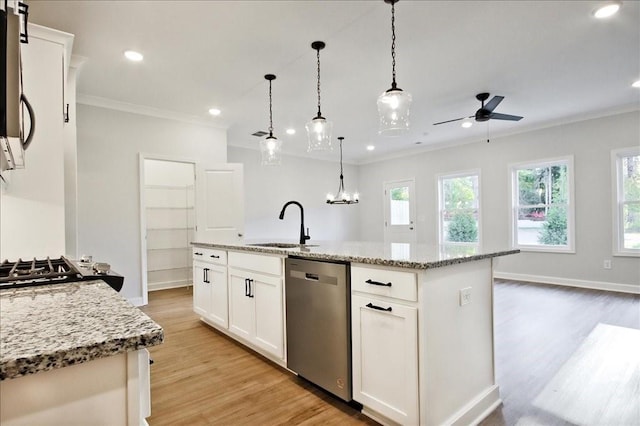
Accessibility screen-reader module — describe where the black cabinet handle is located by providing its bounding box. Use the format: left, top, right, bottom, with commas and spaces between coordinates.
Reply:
210, 254, 220, 259
366, 302, 392, 312
203, 268, 209, 283
365, 279, 392, 287
248, 279, 254, 298
244, 278, 249, 296
194, 252, 203, 256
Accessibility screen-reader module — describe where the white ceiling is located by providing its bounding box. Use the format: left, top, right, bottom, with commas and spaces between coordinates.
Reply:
30, 1, 639, 163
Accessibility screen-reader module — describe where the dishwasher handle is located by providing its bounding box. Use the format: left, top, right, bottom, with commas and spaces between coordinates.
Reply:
366, 302, 392, 312
304, 273, 319, 281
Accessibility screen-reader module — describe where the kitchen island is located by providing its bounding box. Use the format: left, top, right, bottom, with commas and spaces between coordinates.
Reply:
0, 280, 164, 425
192, 240, 518, 426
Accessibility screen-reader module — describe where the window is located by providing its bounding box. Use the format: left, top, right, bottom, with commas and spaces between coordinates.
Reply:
613, 147, 640, 256
438, 171, 480, 255
510, 157, 575, 252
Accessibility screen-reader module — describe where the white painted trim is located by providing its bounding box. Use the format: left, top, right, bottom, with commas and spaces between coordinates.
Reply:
29, 24, 74, 71
494, 271, 640, 294
446, 385, 502, 426
77, 94, 227, 129
148, 281, 191, 292
128, 296, 146, 307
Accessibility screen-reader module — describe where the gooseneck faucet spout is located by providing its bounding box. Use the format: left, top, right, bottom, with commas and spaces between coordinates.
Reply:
279, 201, 311, 245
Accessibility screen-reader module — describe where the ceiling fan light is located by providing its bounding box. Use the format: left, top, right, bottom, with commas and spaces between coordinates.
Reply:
260, 136, 282, 166
378, 88, 412, 136
306, 117, 333, 151
593, 1, 621, 18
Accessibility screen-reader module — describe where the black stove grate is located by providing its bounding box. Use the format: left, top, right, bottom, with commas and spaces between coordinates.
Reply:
0, 257, 78, 285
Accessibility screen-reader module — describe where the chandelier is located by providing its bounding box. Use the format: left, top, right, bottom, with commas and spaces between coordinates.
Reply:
326, 137, 359, 205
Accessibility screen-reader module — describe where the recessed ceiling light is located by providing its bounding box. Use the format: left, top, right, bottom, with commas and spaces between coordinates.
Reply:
632, 80, 640, 88
593, 1, 621, 19
366, 145, 375, 151
286, 128, 296, 135
124, 50, 143, 62
208, 108, 221, 116
461, 120, 473, 128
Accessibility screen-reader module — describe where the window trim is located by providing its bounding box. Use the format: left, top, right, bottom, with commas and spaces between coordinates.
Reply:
437, 169, 482, 251
612, 147, 640, 257
509, 156, 575, 253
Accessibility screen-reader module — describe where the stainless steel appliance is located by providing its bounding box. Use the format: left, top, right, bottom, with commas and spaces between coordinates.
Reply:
285, 257, 351, 401
0, 256, 124, 291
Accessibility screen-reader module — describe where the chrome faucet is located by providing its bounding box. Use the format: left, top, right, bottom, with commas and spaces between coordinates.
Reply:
279, 201, 310, 245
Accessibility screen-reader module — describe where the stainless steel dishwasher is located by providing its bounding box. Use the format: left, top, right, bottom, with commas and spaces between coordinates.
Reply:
285, 257, 351, 401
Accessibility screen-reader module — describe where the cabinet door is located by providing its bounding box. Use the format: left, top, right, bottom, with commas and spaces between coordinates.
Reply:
252, 273, 284, 359
193, 262, 210, 318
228, 269, 254, 341
207, 264, 228, 329
351, 294, 419, 425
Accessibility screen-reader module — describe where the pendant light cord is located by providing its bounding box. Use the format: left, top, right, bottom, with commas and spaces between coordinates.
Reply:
316, 47, 322, 117
268, 78, 274, 135
338, 137, 345, 194
390, 0, 397, 89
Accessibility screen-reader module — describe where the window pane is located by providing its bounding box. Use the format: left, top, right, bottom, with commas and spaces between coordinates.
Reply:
443, 176, 477, 210
442, 210, 478, 243
622, 155, 640, 202
623, 202, 640, 249
550, 164, 568, 204
518, 167, 547, 205
517, 206, 568, 246
389, 186, 410, 225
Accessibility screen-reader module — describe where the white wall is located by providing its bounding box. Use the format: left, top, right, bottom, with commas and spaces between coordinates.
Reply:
356, 111, 640, 290
76, 104, 226, 302
227, 146, 360, 242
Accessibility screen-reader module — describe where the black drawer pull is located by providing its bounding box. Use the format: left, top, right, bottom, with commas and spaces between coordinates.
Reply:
366, 302, 392, 312
194, 252, 203, 256
210, 254, 220, 259
365, 279, 392, 287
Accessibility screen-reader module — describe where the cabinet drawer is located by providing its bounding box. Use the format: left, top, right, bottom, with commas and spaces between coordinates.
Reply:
192, 247, 227, 265
228, 251, 283, 276
351, 265, 417, 302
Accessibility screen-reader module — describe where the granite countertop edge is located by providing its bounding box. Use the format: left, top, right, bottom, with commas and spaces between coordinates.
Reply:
192, 242, 520, 270
0, 281, 164, 381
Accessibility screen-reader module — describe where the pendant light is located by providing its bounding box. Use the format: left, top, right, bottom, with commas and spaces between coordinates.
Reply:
326, 137, 359, 205
260, 74, 282, 166
306, 41, 333, 151
377, 0, 412, 136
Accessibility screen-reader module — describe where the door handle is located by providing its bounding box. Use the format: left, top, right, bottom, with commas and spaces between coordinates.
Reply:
366, 302, 392, 312
365, 279, 392, 287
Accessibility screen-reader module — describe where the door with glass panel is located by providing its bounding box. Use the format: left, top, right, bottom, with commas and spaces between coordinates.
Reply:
383, 179, 416, 243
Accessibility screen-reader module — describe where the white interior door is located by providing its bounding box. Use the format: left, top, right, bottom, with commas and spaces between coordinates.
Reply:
196, 163, 244, 243
383, 179, 417, 243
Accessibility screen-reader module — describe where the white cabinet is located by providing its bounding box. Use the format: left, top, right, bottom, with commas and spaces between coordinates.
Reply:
0, 24, 73, 260
192, 248, 228, 328
227, 251, 284, 360
351, 265, 419, 425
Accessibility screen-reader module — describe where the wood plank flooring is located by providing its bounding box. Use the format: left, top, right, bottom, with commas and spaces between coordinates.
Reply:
141, 281, 640, 426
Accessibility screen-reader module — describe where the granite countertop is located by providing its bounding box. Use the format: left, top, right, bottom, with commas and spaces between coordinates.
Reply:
192, 240, 519, 269
0, 280, 164, 381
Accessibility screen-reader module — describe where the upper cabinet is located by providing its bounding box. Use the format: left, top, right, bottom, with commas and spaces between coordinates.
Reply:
0, 24, 74, 260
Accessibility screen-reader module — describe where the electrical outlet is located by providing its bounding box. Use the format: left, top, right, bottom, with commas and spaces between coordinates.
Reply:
460, 287, 472, 306
603, 259, 612, 269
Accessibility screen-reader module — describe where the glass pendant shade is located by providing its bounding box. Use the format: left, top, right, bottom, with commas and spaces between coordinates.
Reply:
306, 116, 333, 151
378, 88, 412, 136
260, 135, 282, 166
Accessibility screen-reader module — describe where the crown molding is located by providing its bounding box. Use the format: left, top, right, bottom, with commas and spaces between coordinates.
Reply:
76, 94, 228, 129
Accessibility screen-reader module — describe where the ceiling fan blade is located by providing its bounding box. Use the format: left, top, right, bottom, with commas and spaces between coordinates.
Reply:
433, 117, 466, 126
484, 95, 504, 112
489, 112, 523, 121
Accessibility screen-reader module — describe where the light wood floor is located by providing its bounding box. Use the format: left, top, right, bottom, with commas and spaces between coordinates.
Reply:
141, 281, 640, 426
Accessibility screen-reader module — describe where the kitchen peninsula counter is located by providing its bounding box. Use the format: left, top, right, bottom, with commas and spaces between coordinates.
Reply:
0, 280, 163, 425
191, 240, 519, 269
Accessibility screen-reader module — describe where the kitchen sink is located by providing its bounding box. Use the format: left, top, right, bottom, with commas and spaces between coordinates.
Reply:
247, 242, 318, 248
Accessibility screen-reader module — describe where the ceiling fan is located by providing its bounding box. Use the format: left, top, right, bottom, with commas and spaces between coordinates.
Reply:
433, 93, 523, 126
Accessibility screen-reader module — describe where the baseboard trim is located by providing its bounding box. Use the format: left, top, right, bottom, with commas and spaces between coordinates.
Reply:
128, 297, 145, 307
148, 281, 191, 292
494, 271, 640, 294
445, 385, 501, 426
